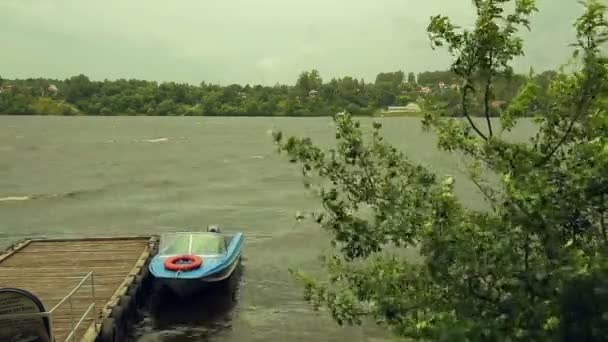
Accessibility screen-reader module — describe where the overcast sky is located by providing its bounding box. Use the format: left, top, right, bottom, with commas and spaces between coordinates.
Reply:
0, 0, 591, 85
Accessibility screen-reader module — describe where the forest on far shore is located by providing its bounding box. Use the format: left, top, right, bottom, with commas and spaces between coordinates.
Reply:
0, 69, 556, 117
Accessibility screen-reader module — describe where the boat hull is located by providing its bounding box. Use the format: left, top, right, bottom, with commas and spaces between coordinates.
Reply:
160, 255, 241, 297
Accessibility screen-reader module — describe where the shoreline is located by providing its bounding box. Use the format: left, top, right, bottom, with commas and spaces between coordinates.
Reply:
0, 112, 510, 118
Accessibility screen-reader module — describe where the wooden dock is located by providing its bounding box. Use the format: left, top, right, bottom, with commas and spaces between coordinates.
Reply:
0, 236, 157, 342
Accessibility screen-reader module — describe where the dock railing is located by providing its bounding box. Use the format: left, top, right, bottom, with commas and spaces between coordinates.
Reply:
0, 271, 98, 342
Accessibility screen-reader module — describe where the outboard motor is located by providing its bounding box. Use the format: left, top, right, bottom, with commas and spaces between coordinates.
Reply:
207, 225, 221, 233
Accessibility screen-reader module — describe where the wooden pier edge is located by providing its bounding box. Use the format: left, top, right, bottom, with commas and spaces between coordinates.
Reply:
0, 239, 32, 263
77, 235, 158, 342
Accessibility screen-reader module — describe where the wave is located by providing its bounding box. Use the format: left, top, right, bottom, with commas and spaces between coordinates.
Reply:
140, 137, 169, 143
0, 196, 30, 202
0, 186, 115, 203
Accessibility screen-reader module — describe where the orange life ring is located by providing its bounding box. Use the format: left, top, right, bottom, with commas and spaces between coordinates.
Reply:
163, 255, 203, 272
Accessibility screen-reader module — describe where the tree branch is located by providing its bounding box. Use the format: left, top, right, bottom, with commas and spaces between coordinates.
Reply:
484, 70, 494, 138
601, 194, 607, 245
536, 110, 582, 167
523, 232, 534, 300
535, 59, 598, 167
462, 82, 488, 141
460, 144, 494, 166
361, 151, 380, 202
467, 276, 498, 304
524, 233, 530, 271
469, 173, 497, 209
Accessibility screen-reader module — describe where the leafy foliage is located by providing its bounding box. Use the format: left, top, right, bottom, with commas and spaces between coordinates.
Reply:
274, 0, 608, 340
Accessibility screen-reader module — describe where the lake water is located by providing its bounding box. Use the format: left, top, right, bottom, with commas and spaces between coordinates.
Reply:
0, 116, 535, 341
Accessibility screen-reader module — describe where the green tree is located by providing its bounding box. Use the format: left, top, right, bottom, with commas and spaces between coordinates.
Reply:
156, 99, 177, 115
309, 69, 323, 90
64, 74, 96, 102
407, 72, 416, 85
273, 0, 608, 341
202, 91, 221, 116
375, 71, 405, 86
417, 70, 458, 85
296, 69, 323, 95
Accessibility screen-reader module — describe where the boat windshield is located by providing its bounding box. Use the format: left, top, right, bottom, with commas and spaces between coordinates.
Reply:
160, 233, 226, 255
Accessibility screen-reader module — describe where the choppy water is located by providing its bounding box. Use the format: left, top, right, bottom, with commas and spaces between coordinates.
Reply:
0, 116, 535, 341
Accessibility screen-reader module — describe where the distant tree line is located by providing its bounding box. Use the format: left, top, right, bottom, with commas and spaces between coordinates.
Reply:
0, 69, 557, 116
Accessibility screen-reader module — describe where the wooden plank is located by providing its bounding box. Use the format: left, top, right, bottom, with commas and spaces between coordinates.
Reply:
21, 244, 149, 250
18, 247, 147, 253
25, 243, 147, 249
18, 290, 117, 302
30, 241, 146, 245
1, 257, 141, 263
0, 267, 136, 273
0, 239, 31, 263
30, 236, 151, 243
24, 241, 150, 248
0, 275, 130, 282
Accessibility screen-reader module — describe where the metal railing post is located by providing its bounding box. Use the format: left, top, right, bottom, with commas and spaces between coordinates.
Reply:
48, 313, 54, 342
91, 272, 98, 331
68, 295, 75, 341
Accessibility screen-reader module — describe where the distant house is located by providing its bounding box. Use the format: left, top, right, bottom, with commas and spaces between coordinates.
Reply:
308, 89, 319, 98
438, 82, 447, 89
491, 100, 507, 109
403, 103, 422, 112
387, 103, 421, 113
48, 84, 58, 94
387, 106, 407, 112
418, 86, 432, 94
0, 85, 13, 94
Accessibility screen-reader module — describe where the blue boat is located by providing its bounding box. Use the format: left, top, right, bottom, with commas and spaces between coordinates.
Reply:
149, 226, 244, 297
